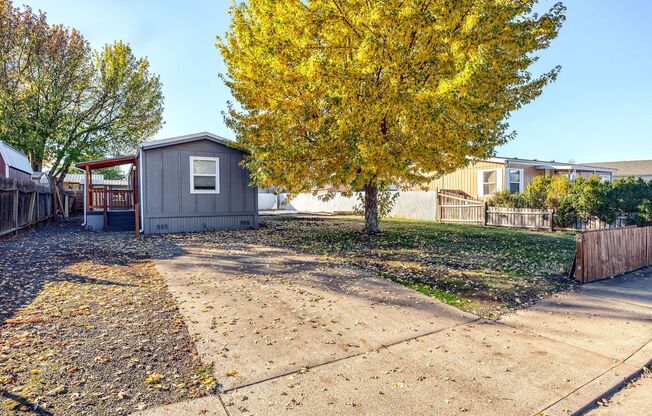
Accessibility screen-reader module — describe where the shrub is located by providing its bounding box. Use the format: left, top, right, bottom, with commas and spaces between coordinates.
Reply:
608, 177, 651, 213
520, 176, 550, 209
488, 189, 522, 208
546, 175, 571, 209
634, 200, 652, 226
555, 194, 578, 227
571, 176, 616, 223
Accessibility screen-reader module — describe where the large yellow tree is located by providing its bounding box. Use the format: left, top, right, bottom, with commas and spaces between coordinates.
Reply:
219, 0, 565, 234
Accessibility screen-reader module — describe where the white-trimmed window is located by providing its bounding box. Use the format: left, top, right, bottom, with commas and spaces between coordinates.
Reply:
508, 169, 524, 194
478, 169, 501, 197
190, 156, 220, 194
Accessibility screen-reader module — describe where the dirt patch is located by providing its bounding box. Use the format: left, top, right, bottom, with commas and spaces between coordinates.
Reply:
1, 219, 216, 415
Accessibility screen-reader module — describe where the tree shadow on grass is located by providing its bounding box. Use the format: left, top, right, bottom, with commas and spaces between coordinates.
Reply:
0, 218, 187, 325
0, 390, 54, 416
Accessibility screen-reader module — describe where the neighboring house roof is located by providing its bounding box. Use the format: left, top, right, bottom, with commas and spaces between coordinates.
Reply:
65, 173, 104, 184
141, 132, 237, 151
31, 172, 51, 186
103, 179, 129, 187
485, 156, 616, 173
0, 140, 34, 174
584, 160, 652, 177
64, 173, 129, 187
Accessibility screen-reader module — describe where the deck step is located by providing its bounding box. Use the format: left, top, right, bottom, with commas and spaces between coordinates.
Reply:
106, 211, 136, 231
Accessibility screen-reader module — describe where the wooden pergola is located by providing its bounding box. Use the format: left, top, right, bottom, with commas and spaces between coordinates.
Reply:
75, 155, 139, 235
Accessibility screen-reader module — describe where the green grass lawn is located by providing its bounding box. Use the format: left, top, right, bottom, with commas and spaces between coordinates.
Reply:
261, 215, 577, 317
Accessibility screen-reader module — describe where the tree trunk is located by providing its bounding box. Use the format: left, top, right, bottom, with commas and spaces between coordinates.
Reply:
364, 183, 380, 234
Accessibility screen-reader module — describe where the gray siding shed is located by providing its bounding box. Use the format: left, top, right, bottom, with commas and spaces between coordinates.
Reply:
140, 133, 257, 234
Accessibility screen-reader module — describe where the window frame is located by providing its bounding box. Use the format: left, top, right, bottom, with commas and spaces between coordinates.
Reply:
508, 168, 524, 194
189, 156, 220, 194
478, 169, 501, 197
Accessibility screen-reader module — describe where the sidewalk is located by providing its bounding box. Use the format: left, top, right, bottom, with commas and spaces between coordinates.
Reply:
135, 267, 652, 416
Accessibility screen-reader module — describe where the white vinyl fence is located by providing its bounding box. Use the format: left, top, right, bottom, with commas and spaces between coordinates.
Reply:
258, 193, 278, 210
273, 191, 437, 222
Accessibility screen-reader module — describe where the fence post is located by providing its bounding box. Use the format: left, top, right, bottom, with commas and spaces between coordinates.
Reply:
103, 189, 108, 231
549, 209, 555, 232
434, 188, 439, 222
13, 189, 19, 236
26, 191, 33, 227
575, 233, 584, 283
483, 202, 488, 226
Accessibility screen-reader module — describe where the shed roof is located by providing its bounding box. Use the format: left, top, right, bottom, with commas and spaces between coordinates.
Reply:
584, 160, 652, 177
0, 140, 33, 174
141, 132, 241, 151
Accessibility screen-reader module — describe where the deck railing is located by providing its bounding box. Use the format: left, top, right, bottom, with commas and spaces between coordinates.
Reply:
90, 189, 134, 210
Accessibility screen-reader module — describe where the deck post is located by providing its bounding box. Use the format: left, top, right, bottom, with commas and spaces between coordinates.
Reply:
133, 160, 139, 235
135, 203, 140, 237
85, 167, 92, 211
103, 189, 108, 231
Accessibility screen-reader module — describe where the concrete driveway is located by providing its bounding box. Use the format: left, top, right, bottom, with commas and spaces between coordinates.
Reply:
143, 244, 652, 416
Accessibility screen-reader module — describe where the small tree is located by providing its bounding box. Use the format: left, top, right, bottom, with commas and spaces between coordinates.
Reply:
219, 0, 565, 234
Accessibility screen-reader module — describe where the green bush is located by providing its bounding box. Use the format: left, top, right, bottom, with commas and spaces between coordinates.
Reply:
489, 189, 523, 208
546, 175, 571, 209
555, 195, 578, 227
520, 176, 550, 208
634, 199, 652, 226
572, 176, 616, 223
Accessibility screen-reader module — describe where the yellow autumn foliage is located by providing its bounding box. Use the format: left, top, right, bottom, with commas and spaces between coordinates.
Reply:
218, 0, 565, 224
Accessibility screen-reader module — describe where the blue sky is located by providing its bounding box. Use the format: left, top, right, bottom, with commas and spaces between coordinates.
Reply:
22, 0, 652, 163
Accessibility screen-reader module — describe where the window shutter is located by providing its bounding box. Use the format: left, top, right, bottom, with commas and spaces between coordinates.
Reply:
496, 169, 503, 192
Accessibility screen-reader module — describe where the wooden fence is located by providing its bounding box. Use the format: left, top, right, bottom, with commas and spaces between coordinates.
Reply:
486, 207, 554, 230
571, 215, 631, 230
573, 226, 652, 283
0, 177, 54, 238
437, 190, 485, 225
437, 191, 633, 231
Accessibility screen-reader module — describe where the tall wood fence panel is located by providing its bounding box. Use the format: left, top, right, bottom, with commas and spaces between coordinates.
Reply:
0, 177, 53, 238
437, 191, 485, 225
574, 226, 652, 283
